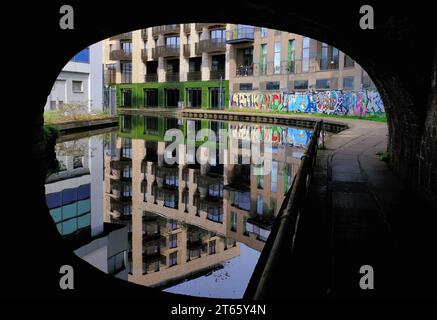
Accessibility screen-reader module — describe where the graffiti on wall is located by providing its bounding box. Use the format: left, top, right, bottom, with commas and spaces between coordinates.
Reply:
230, 90, 385, 115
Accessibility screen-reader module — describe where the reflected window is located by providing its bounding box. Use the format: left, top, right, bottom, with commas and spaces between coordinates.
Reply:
169, 252, 177, 267
207, 206, 223, 223
256, 194, 263, 215
169, 234, 177, 248
231, 211, 237, 232
108, 251, 126, 275
121, 138, 132, 159
209, 240, 216, 254
271, 161, 278, 193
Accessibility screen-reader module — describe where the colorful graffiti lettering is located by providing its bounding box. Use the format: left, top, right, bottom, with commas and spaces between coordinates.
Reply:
231, 90, 385, 115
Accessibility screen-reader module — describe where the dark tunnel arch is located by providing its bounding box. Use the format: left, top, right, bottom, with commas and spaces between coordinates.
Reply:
23, 1, 436, 298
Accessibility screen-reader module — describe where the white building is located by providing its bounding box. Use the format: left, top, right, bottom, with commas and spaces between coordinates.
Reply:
45, 42, 103, 113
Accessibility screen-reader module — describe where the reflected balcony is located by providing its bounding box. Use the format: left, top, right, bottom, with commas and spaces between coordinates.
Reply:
209, 69, 225, 80
166, 72, 180, 82
145, 73, 158, 82
141, 48, 148, 61
187, 71, 202, 81
195, 23, 225, 30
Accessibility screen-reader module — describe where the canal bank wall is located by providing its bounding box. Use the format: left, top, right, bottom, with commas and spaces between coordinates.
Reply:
48, 116, 118, 134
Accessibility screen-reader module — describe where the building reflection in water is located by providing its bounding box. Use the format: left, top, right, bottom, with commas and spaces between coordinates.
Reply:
45, 115, 312, 298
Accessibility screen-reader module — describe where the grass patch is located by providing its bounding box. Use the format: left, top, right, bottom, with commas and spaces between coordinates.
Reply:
44, 103, 112, 124
225, 108, 387, 123
376, 151, 390, 162
43, 125, 60, 141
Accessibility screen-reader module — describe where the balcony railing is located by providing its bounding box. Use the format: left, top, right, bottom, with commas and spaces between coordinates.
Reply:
183, 44, 191, 57
141, 29, 148, 39
196, 23, 225, 30
109, 32, 132, 40
252, 58, 341, 77
183, 24, 191, 33
145, 73, 158, 82
110, 49, 132, 60
226, 26, 255, 43
187, 71, 202, 81
152, 24, 180, 36
166, 72, 180, 82
195, 38, 226, 54
210, 70, 225, 80
152, 45, 180, 59
236, 64, 253, 77
141, 48, 148, 61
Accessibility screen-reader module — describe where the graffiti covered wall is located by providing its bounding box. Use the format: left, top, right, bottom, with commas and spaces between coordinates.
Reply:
230, 90, 385, 115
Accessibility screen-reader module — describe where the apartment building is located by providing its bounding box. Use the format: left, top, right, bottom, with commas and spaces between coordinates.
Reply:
103, 24, 229, 109
103, 115, 312, 287
103, 24, 373, 110
228, 25, 372, 93
104, 127, 239, 288
45, 42, 103, 113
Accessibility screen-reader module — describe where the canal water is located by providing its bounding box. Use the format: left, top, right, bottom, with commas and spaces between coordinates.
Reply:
45, 114, 313, 298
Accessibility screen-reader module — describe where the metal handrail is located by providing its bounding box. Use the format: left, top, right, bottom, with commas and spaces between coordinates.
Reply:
244, 120, 324, 300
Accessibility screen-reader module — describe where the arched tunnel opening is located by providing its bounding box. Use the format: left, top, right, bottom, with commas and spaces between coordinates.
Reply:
18, 1, 437, 300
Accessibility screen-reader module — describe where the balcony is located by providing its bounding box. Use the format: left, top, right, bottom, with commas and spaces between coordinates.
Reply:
143, 233, 165, 247
152, 25, 180, 36
141, 48, 148, 61
183, 24, 191, 33
109, 32, 132, 40
226, 26, 255, 44
196, 23, 225, 30
236, 64, 253, 77
195, 38, 226, 55
166, 72, 180, 82
152, 45, 180, 59
183, 44, 191, 57
187, 71, 202, 81
110, 49, 132, 61
209, 70, 225, 80
145, 73, 158, 82
141, 29, 148, 40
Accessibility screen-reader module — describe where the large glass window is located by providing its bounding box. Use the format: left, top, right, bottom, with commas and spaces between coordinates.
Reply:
274, 42, 281, 74
169, 252, 177, 266
257, 194, 263, 215
210, 29, 226, 40
302, 37, 310, 72
209, 240, 216, 254
165, 36, 180, 47
288, 40, 295, 72
343, 76, 354, 89
260, 44, 267, 75
121, 41, 132, 53
121, 63, 132, 83
169, 234, 177, 248
260, 27, 268, 38
344, 55, 355, 68
271, 161, 278, 193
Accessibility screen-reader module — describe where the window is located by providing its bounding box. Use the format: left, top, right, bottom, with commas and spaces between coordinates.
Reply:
144, 88, 158, 107
121, 88, 132, 107
271, 161, 278, 193
260, 27, 268, 38
167, 219, 178, 231
50, 101, 57, 110
266, 82, 280, 90
343, 76, 354, 89
121, 62, 132, 83
231, 211, 237, 232
274, 30, 281, 36
259, 44, 267, 75
144, 116, 159, 134
243, 217, 249, 236
169, 252, 177, 267
208, 183, 223, 198
207, 207, 223, 223
122, 185, 132, 198
344, 54, 355, 68
274, 42, 281, 74
210, 29, 226, 40
187, 34, 191, 45
239, 83, 253, 91
257, 174, 264, 189
288, 39, 295, 72
232, 191, 250, 211
122, 165, 132, 179
165, 36, 180, 48
122, 138, 132, 159
108, 251, 125, 275
302, 37, 310, 72
121, 115, 132, 132
169, 234, 177, 248
72, 81, 83, 93
209, 240, 216, 254
316, 79, 331, 89
209, 87, 225, 109
257, 194, 263, 215
73, 156, 83, 169
294, 80, 308, 90
187, 88, 202, 108
121, 41, 132, 54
